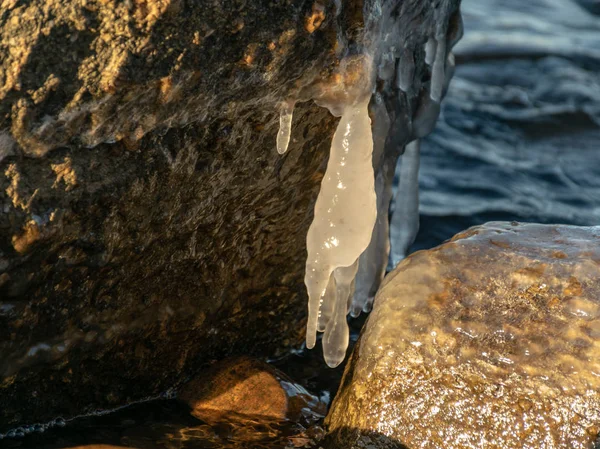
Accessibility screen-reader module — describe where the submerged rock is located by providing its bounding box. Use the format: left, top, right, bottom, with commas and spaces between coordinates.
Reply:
179, 356, 325, 424
326, 222, 600, 449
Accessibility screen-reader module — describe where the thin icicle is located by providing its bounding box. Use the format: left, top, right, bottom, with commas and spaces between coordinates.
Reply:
425, 37, 437, 65
317, 273, 336, 332
430, 37, 447, 102
276, 101, 295, 154
413, 91, 441, 139
390, 139, 420, 267
349, 95, 394, 317
447, 11, 464, 50
323, 260, 359, 367
396, 48, 415, 93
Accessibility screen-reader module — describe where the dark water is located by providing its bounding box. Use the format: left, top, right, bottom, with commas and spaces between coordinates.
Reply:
410, 0, 600, 252
4, 0, 600, 448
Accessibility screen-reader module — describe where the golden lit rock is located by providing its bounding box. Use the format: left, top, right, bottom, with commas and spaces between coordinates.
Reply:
326, 222, 600, 449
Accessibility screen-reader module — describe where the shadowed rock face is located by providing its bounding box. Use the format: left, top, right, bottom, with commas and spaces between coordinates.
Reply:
0, 0, 459, 432
326, 222, 600, 449
0, 0, 346, 430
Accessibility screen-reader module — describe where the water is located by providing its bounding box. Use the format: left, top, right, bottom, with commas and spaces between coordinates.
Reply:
408, 0, 600, 252
4, 0, 600, 447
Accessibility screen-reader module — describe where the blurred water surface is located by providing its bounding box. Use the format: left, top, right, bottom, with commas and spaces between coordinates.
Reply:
405, 0, 600, 252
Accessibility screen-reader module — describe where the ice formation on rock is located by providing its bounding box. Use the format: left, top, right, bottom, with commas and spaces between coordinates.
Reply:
304, 96, 376, 367
390, 139, 420, 266
276, 101, 295, 154
276, 0, 461, 366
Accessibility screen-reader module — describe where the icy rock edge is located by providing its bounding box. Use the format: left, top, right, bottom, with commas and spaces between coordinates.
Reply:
277, 0, 463, 367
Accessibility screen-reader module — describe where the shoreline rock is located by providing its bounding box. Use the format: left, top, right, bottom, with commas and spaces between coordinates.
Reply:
326, 222, 600, 449
0, 0, 459, 431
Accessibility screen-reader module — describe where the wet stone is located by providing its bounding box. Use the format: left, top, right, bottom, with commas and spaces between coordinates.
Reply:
179, 356, 326, 424
326, 222, 600, 449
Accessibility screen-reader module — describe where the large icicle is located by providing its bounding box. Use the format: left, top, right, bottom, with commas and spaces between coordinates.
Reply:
350, 95, 392, 317
272, 0, 462, 367
304, 98, 376, 366
390, 139, 421, 267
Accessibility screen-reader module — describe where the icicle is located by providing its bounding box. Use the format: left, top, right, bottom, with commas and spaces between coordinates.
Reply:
430, 37, 447, 103
304, 98, 377, 362
276, 101, 295, 154
390, 139, 420, 267
396, 48, 415, 93
378, 52, 396, 81
424, 37, 437, 65
447, 11, 464, 50
413, 90, 441, 139
323, 260, 359, 367
350, 163, 393, 317
317, 273, 336, 332
350, 96, 391, 317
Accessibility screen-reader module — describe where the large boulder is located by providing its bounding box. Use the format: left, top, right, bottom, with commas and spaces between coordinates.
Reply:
326, 222, 600, 449
0, 0, 461, 433
0, 0, 349, 431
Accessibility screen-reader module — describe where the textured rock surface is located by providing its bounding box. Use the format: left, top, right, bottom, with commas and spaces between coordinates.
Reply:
326, 222, 600, 449
0, 0, 342, 431
0, 0, 459, 432
179, 356, 325, 424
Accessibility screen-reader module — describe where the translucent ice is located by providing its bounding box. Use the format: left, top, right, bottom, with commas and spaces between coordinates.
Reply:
276, 102, 295, 154
390, 139, 420, 267
304, 98, 377, 366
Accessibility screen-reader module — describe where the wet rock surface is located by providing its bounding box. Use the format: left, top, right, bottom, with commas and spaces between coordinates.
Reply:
0, 0, 343, 431
326, 222, 600, 449
179, 356, 326, 424
0, 0, 459, 433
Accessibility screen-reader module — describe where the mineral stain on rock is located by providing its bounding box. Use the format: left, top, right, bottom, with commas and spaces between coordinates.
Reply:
326, 222, 600, 449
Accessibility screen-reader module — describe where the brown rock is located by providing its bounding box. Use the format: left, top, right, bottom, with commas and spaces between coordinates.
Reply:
0, 0, 460, 431
179, 356, 325, 424
326, 222, 600, 449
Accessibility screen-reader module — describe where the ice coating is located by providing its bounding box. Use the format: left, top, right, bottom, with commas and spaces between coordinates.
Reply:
390, 139, 420, 267
304, 98, 376, 366
276, 101, 295, 154
273, 0, 462, 366
350, 95, 392, 317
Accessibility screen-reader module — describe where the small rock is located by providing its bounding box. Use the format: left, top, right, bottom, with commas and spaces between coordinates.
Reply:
326, 222, 600, 449
179, 356, 325, 424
